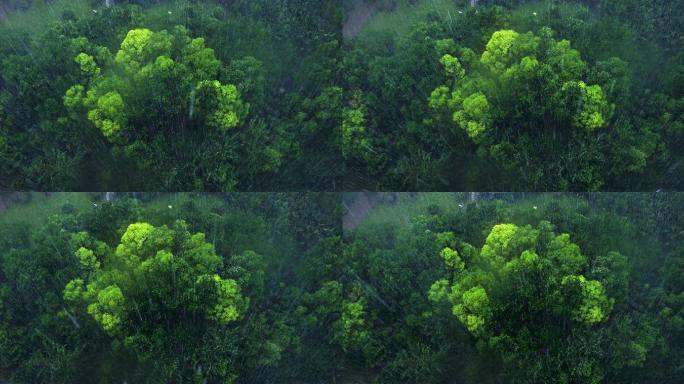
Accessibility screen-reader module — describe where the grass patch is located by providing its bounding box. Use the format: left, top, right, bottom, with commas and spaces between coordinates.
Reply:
355, 192, 462, 233
142, 0, 222, 26
0, 192, 96, 229
355, 0, 590, 43
0, 0, 91, 34
358, 0, 467, 40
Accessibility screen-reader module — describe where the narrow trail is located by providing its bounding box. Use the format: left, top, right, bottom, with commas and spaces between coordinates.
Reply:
343, 0, 376, 39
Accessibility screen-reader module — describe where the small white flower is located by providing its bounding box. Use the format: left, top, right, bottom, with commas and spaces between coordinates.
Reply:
458, 10, 463, 14
533, 206, 538, 210
533, 12, 537, 16
92, 9, 97, 13
458, 204, 464, 208
93, 203, 98, 207
168, 205, 173, 209
168, 11, 172, 15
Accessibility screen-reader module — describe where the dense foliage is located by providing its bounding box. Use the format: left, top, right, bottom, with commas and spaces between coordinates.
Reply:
0, 193, 341, 383
0, 0, 341, 190
2, 1, 683, 190
2, 192, 682, 383
325, 192, 684, 382
342, 0, 684, 190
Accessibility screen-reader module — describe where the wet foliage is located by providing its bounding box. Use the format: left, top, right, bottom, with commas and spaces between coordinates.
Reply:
1, 192, 682, 383
341, 0, 684, 190
331, 192, 684, 383
0, 0, 342, 190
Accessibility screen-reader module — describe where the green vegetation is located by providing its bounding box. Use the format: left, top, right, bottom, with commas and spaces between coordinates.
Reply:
1, 1, 683, 190
0, 192, 341, 383
0, 0, 341, 190
356, 0, 464, 38
342, 0, 684, 190
0, 193, 95, 228
2, 192, 683, 383
331, 192, 684, 383
0, 0, 92, 33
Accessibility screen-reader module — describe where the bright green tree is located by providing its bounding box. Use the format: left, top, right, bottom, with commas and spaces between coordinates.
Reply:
429, 221, 616, 382
428, 27, 654, 190
65, 27, 247, 142
61, 27, 259, 189
63, 221, 248, 372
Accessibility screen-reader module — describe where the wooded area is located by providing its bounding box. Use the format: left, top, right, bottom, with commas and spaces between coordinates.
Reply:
1, 2, 683, 381
0, 0, 342, 190
342, 0, 684, 190
1, 192, 683, 383
0, 0, 683, 190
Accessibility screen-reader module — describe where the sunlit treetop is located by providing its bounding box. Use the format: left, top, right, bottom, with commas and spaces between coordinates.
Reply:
336, 298, 371, 352
562, 274, 614, 325
480, 29, 523, 75
440, 54, 465, 79
440, 247, 464, 273
340, 106, 369, 160
115, 28, 172, 73
195, 80, 246, 131
427, 27, 625, 189
63, 221, 248, 338
86, 91, 125, 140
75, 52, 101, 77
453, 92, 490, 143
430, 221, 615, 341
64, 26, 247, 143
562, 80, 615, 131
452, 285, 490, 335
431, 27, 612, 139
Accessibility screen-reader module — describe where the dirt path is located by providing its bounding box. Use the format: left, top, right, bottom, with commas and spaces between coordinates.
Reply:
343, 192, 382, 232
343, 193, 372, 232
343, 0, 376, 39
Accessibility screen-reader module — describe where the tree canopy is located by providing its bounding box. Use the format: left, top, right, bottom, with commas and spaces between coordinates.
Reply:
0, 192, 683, 382
429, 221, 616, 381
0, 0, 342, 190
341, 0, 684, 190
